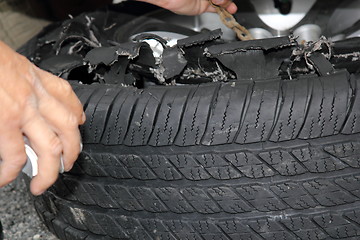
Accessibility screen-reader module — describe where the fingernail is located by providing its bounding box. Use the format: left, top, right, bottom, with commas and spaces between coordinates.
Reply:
59, 156, 65, 174
213, 0, 224, 4
67, 163, 74, 172
31, 187, 45, 196
33, 190, 45, 196
82, 112, 86, 123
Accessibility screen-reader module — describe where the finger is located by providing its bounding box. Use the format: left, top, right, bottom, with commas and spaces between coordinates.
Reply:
210, 0, 238, 14
22, 111, 62, 195
211, 0, 232, 6
34, 67, 85, 125
226, 2, 238, 14
205, 5, 217, 13
36, 89, 82, 171
0, 88, 27, 187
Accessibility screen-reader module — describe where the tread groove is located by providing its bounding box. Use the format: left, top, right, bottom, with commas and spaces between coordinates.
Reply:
123, 94, 140, 144
98, 90, 123, 143
297, 77, 314, 140
233, 81, 254, 143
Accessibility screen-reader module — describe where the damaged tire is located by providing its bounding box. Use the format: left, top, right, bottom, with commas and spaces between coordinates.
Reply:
21, 8, 360, 240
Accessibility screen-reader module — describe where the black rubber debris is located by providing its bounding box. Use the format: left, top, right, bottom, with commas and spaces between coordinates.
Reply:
205, 36, 295, 55
161, 47, 187, 79
24, 10, 360, 86
308, 52, 335, 76
38, 54, 84, 76
103, 58, 132, 85
132, 33, 168, 47
84, 46, 119, 65
177, 29, 223, 47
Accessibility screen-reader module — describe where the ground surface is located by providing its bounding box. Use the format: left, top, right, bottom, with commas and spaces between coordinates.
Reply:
0, 177, 57, 240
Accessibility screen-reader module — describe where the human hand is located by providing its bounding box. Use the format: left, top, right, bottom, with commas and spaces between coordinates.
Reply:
137, 0, 238, 15
0, 41, 85, 195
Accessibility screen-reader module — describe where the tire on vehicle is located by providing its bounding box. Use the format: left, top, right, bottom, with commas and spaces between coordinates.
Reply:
20, 9, 360, 240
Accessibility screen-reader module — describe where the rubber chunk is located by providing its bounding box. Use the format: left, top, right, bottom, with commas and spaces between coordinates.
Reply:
54, 20, 101, 53
38, 54, 84, 75
84, 46, 119, 65
177, 29, 222, 47
116, 42, 150, 59
206, 36, 295, 80
131, 43, 156, 67
162, 47, 187, 79
216, 50, 267, 79
103, 58, 132, 85
308, 52, 335, 76
206, 36, 295, 56
132, 33, 168, 47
